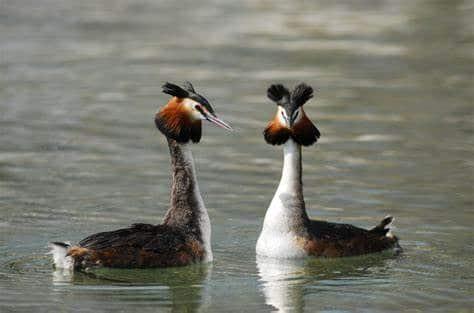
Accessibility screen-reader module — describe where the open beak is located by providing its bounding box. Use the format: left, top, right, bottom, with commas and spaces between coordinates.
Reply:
205, 113, 233, 131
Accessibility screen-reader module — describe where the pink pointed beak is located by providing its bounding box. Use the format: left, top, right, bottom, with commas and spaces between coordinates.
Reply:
205, 113, 233, 131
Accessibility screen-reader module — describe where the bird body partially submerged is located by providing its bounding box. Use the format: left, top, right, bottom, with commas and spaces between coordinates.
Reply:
257, 83, 400, 259
51, 223, 207, 270
50, 82, 230, 270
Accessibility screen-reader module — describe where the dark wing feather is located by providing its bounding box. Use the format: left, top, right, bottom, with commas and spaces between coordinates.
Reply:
307, 217, 399, 256
309, 220, 368, 241
369, 216, 393, 236
78, 223, 159, 250
143, 230, 188, 254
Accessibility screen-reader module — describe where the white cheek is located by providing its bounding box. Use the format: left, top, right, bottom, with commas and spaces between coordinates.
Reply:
182, 98, 204, 120
293, 110, 303, 124
191, 110, 204, 120
277, 107, 289, 126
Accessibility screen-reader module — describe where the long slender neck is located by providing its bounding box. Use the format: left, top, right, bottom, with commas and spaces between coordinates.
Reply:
163, 139, 207, 234
279, 139, 303, 194
263, 139, 309, 232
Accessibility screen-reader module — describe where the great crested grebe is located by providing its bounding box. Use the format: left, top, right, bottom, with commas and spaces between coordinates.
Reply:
50, 81, 231, 270
256, 83, 400, 258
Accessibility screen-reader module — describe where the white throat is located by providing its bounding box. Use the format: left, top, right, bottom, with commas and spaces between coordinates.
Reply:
256, 139, 308, 258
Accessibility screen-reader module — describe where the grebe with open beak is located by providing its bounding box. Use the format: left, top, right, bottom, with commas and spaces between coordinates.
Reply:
50, 81, 231, 270
256, 83, 400, 258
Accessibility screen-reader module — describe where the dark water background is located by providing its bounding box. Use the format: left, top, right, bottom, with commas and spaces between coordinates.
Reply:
1, 0, 473, 312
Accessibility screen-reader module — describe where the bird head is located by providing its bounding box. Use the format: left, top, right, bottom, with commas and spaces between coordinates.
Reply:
263, 83, 320, 146
155, 81, 232, 143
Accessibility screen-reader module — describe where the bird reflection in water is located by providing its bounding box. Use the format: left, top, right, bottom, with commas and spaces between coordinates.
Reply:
52, 263, 211, 313
256, 253, 396, 313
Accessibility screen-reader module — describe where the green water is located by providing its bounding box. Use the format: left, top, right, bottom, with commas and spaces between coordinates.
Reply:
1, 0, 473, 312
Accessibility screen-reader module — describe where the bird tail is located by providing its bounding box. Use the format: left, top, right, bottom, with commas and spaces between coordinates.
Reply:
48, 241, 74, 270
369, 215, 394, 237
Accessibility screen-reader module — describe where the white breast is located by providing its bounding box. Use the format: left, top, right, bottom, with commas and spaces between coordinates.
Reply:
256, 140, 308, 259
256, 230, 307, 259
256, 184, 307, 259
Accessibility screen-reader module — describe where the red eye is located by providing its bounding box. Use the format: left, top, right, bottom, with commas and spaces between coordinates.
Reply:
195, 105, 205, 114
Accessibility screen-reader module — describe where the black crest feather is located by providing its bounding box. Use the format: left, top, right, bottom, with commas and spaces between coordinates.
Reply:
291, 83, 313, 108
162, 82, 189, 98
182, 81, 195, 93
267, 84, 290, 104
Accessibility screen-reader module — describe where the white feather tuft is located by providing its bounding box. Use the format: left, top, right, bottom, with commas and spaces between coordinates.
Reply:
48, 242, 74, 270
